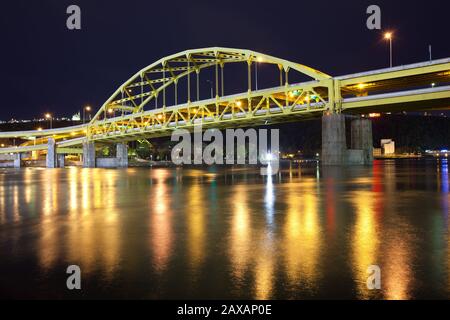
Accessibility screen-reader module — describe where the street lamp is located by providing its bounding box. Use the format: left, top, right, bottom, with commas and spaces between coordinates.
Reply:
83, 105, 92, 124
45, 113, 52, 129
255, 56, 263, 91
206, 80, 213, 99
384, 32, 393, 68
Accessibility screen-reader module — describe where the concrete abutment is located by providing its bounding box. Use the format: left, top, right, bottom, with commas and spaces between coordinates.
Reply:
321, 114, 374, 166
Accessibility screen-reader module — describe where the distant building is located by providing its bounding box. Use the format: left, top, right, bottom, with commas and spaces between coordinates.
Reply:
373, 148, 382, 157
381, 139, 395, 154
72, 112, 81, 121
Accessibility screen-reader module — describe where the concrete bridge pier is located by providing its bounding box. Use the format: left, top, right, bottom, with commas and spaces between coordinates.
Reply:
57, 154, 65, 168
13, 153, 22, 168
83, 141, 96, 168
82, 142, 128, 168
116, 143, 128, 168
46, 138, 57, 168
351, 118, 373, 165
321, 113, 347, 165
321, 114, 373, 166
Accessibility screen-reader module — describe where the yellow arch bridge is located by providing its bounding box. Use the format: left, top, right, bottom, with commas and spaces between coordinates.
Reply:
1, 47, 449, 167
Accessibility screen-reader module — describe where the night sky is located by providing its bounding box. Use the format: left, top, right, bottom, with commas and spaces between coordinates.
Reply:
1, 0, 449, 120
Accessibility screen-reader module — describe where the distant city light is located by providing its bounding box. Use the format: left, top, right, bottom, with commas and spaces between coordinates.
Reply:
369, 113, 381, 118
384, 32, 392, 40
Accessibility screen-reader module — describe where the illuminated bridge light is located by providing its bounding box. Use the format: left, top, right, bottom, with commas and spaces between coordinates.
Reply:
357, 83, 367, 90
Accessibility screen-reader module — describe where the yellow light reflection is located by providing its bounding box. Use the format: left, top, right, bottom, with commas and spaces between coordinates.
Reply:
229, 185, 251, 284
68, 167, 79, 212
254, 248, 274, 300
187, 181, 205, 272
150, 169, 173, 273
38, 170, 59, 270
283, 180, 322, 291
65, 168, 121, 279
383, 236, 412, 300
351, 190, 379, 299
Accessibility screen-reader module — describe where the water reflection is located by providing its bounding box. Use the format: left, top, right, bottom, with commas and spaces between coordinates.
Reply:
264, 173, 275, 226
283, 179, 322, 293
150, 169, 173, 273
187, 178, 206, 274
350, 189, 380, 299
0, 160, 449, 299
229, 184, 251, 286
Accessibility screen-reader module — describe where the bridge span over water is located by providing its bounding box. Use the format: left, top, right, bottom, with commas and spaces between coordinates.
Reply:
0, 47, 449, 167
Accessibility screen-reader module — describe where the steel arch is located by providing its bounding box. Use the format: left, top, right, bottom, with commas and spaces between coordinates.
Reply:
90, 47, 331, 122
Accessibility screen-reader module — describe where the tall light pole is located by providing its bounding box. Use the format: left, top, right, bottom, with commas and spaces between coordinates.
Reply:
45, 113, 52, 129
206, 80, 213, 99
255, 56, 263, 91
83, 105, 91, 124
384, 32, 393, 68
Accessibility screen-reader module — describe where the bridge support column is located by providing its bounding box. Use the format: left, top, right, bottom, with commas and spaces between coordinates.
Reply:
116, 143, 128, 168
321, 113, 347, 165
46, 138, 57, 168
13, 153, 22, 168
351, 118, 373, 165
83, 142, 96, 168
57, 154, 65, 168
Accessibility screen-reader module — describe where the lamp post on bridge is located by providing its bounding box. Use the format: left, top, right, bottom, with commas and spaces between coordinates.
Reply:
45, 113, 52, 129
206, 80, 213, 99
255, 56, 263, 91
384, 32, 393, 68
83, 105, 92, 124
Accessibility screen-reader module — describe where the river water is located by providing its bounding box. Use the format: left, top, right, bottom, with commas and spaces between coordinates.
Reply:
0, 159, 449, 299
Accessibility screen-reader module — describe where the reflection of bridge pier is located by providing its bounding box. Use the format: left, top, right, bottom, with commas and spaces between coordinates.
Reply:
321, 114, 373, 166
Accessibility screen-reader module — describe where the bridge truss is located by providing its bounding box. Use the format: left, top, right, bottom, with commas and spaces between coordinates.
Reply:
0, 47, 449, 154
